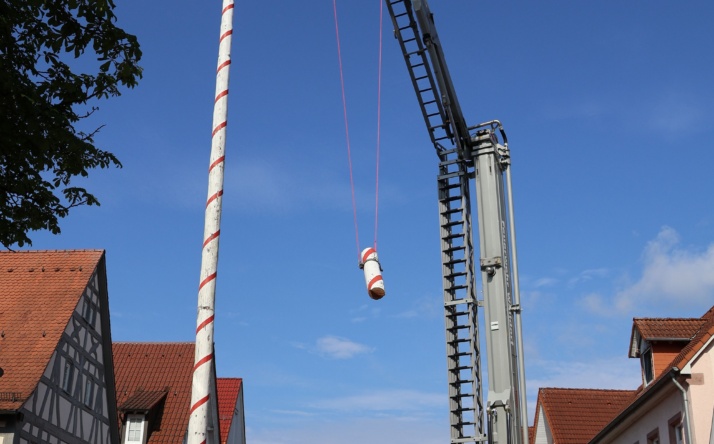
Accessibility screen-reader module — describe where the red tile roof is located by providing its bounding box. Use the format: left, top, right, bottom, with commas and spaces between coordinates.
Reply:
594, 305, 714, 442
666, 306, 714, 372
120, 390, 169, 412
0, 250, 104, 410
113, 342, 197, 444
633, 318, 705, 340
217, 378, 242, 444
537, 388, 636, 444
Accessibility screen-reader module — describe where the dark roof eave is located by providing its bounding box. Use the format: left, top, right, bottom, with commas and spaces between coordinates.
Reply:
589, 367, 678, 444
646, 337, 692, 342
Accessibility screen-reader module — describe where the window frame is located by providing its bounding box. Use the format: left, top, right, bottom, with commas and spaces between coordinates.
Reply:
641, 347, 654, 384
82, 297, 96, 328
61, 361, 74, 393
647, 428, 660, 444
83, 377, 94, 408
124, 414, 145, 444
668, 413, 684, 444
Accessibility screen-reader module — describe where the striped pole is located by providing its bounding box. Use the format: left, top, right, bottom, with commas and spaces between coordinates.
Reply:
187, 1, 234, 443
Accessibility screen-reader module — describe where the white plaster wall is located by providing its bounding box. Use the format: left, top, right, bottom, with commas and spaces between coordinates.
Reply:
602, 391, 682, 444
688, 338, 714, 444
534, 406, 552, 444
226, 390, 246, 444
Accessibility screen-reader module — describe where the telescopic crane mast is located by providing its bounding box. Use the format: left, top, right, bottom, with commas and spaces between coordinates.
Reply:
384, 1, 528, 443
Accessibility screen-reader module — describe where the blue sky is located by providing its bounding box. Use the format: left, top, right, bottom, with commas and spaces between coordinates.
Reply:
28, 1, 714, 443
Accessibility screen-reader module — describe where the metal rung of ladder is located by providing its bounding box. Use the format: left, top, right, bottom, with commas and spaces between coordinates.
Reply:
386, 0, 483, 440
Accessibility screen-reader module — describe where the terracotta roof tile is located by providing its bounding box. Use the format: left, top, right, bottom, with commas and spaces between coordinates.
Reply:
669, 306, 714, 371
596, 305, 714, 442
120, 390, 168, 412
217, 378, 242, 444
538, 388, 636, 444
633, 318, 705, 340
0, 250, 104, 410
113, 342, 196, 444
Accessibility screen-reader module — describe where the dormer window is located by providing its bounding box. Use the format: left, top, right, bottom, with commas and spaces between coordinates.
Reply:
125, 414, 145, 444
641, 347, 654, 385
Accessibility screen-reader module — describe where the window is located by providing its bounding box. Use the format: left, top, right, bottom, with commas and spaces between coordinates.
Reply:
125, 415, 145, 444
642, 348, 654, 384
84, 378, 94, 407
82, 298, 96, 327
62, 361, 74, 393
669, 413, 684, 444
648, 428, 660, 444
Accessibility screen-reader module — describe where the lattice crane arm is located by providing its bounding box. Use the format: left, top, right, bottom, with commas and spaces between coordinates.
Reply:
385, 1, 529, 443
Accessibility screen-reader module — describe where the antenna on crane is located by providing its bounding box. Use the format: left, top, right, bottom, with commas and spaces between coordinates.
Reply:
187, 1, 235, 443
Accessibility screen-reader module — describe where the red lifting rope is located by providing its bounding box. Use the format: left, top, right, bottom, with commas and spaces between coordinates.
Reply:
332, 0, 384, 258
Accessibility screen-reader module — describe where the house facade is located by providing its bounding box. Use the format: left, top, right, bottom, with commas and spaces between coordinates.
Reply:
112, 342, 221, 444
0, 250, 119, 444
591, 306, 714, 444
532, 388, 635, 444
216, 379, 245, 444
530, 305, 714, 444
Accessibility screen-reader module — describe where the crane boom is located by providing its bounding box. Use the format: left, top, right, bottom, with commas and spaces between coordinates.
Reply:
385, 1, 528, 443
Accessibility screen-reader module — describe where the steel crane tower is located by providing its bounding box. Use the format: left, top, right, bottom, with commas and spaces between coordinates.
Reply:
384, 1, 528, 443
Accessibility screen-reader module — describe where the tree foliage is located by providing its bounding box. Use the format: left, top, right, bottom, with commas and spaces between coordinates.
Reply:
0, 0, 142, 248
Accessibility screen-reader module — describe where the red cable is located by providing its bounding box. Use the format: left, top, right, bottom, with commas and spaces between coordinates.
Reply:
333, 0, 361, 260
373, 0, 383, 250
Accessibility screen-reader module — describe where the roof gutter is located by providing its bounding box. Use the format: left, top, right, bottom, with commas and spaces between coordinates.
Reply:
670, 370, 694, 444
589, 368, 677, 443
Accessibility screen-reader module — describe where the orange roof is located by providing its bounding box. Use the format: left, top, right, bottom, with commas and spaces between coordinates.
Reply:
217, 378, 242, 444
669, 306, 714, 370
528, 426, 535, 444
113, 342, 197, 444
594, 305, 714, 442
536, 388, 636, 444
0, 250, 104, 411
633, 318, 704, 340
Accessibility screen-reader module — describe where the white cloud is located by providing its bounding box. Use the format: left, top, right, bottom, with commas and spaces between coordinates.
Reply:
268, 409, 315, 417
578, 292, 612, 317
527, 356, 642, 394
646, 92, 706, 133
349, 304, 381, 323
247, 417, 445, 444
394, 295, 441, 319
533, 277, 558, 288
308, 389, 444, 412
567, 268, 609, 286
614, 226, 714, 313
314, 335, 374, 359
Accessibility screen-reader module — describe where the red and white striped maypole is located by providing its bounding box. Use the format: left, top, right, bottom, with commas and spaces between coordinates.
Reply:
188, 1, 234, 443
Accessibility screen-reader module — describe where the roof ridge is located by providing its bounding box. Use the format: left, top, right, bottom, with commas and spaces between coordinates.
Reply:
540, 387, 636, 392
0, 249, 105, 253
113, 341, 195, 345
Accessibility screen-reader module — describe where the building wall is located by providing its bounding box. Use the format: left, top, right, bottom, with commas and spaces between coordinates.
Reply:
226, 390, 246, 444
17, 266, 118, 444
652, 343, 685, 380
533, 406, 553, 444
598, 388, 682, 444
688, 338, 714, 444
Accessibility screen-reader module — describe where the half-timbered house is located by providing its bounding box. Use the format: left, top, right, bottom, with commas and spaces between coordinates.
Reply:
0, 250, 120, 444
